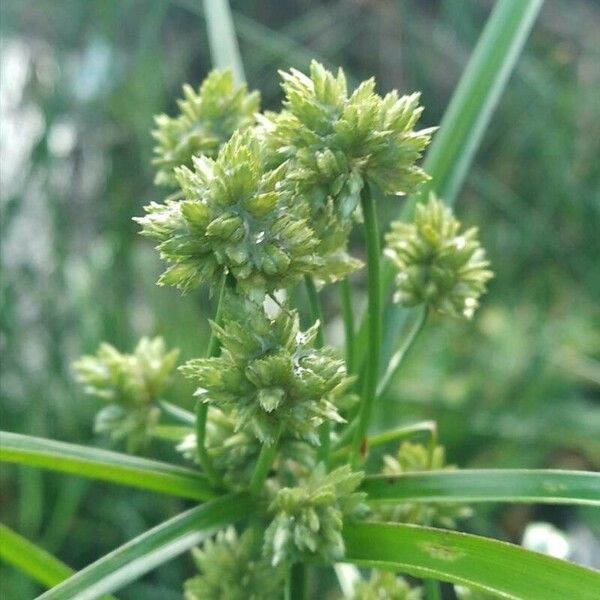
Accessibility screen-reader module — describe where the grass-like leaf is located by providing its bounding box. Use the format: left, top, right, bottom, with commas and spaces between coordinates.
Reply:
37, 494, 255, 600
344, 521, 600, 600
0, 523, 73, 589
0, 431, 213, 501
355, 0, 545, 373
363, 469, 600, 506
202, 0, 245, 84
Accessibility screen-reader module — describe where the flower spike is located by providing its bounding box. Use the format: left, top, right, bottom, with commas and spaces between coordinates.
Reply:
153, 69, 259, 187
385, 194, 493, 318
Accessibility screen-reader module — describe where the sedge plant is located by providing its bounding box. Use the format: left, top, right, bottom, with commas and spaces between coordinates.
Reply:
1, 2, 599, 599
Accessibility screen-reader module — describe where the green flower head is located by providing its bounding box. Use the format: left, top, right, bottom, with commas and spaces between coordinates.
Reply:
349, 571, 422, 600
264, 464, 367, 565
262, 61, 433, 281
180, 295, 351, 445
153, 69, 260, 187
271, 61, 433, 207
73, 337, 179, 450
137, 128, 320, 298
385, 194, 493, 318
376, 441, 472, 528
185, 527, 285, 600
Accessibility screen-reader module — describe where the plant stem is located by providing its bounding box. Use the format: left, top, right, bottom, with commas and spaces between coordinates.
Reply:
195, 401, 219, 486
158, 400, 195, 425
351, 184, 381, 468
205, 271, 228, 358
377, 306, 428, 397
249, 429, 281, 495
339, 278, 355, 374
304, 275, 330, 463
195, 272, 228, 486
424, 579, 442, 600
331, 420, 437, 462
289, 563, 306, 599
304, 275, 325, 347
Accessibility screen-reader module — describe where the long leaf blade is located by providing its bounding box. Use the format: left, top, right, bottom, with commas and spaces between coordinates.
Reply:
0, 431, 213, 501
0, 523, 73, 589
203, 0, 245, 84
355, 0, 545, 372
363, 469, 600, 506
344, 522, 600, 600
37, 494, 255, 600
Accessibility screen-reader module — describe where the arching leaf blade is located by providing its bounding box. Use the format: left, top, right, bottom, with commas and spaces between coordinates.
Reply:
0, 431, 213, 501
344, 522, 600, 600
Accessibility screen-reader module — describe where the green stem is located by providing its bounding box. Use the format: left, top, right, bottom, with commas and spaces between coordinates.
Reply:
351, 184, 381, 468
377, 306, 428, 397
249, 429, 281, 495
304, 275, 330, 464
196, 272, 228, 486
206, 271, 228, 358
424, 579, 442, 600
289, 563, 306, 599
304, 275, 325, 347
195, 401, 219, 486
158, 400, 195, 425
339, 278, 355, 374
332, 420, 437, 462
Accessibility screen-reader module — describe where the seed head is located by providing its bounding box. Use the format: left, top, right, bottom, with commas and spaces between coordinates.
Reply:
385, 195, 493, 318
153, 69, 259, 187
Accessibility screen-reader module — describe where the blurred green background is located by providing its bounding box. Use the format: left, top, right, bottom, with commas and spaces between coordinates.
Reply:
1, 0, 599, 597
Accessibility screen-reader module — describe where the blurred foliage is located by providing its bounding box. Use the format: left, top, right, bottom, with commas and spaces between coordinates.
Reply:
0, 0, 598, 597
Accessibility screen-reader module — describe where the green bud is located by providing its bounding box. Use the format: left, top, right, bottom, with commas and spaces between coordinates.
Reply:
374, 441, 472, 528
262, 61, 433, 284
72, 338, 179, 451
152, 69, 260, 187
185, 527, 285, 600
385, 194, 493, 319
180, 294, 351, 445
347, 571, 423, 600
205, 213, 244, 240
138, 128, 320, 296
264, 464, 367, 565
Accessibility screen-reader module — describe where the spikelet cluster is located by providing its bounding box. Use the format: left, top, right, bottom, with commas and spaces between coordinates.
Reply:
138, 129, 319, 298
180, 295, 351, 445
376, 442, 472, 528
153, 70, 259, 187
73, 338, 178, 450
264, 465, 367, 565
184, 527, 285, 600
385, 195, 493, 318
262, 61, 433, 280
348, 572, 423, 600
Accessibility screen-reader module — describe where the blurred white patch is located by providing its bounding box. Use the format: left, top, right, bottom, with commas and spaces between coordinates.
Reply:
522, 522, 570, 559
48, 119, 77, 157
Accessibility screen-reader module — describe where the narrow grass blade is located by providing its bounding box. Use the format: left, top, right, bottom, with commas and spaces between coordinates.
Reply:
355, 0, 545, 373
203, 0, 245, 84
37, 494, 255, 600
363, 469, 600, 506
344, 522, 600, 600
0, 523, 73, 589
0, 431, 214, 501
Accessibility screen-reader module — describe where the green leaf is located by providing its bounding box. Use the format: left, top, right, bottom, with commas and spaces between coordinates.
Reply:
38, 494, 255, 600
203, 0, 246, 84
355, 0, 545, 373
344, 522, 600, 600
362, 469, 600, 506
0, 431, 214, 501
0, 523, 73, 589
